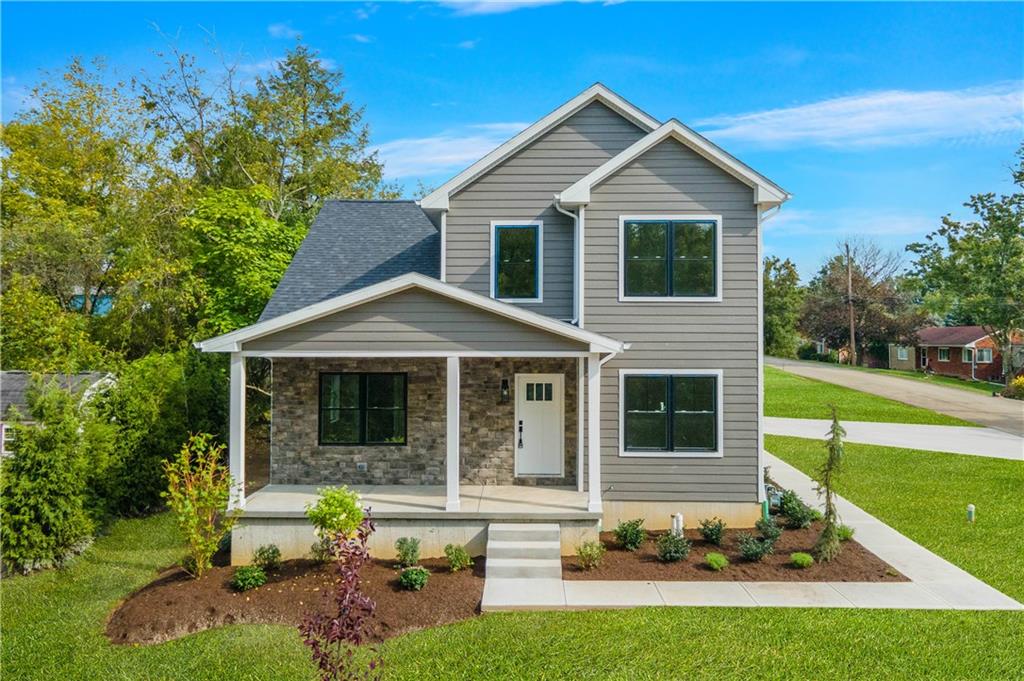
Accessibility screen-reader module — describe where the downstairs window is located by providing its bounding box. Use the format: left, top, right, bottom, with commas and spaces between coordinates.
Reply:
319, 373, 407, 445
622, 373, 719, 454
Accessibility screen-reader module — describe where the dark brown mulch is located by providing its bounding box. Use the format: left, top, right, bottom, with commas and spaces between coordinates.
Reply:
106, 555, 485, 646
563, 525, 907, 582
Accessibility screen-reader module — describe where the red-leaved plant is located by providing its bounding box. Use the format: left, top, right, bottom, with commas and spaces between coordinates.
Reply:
299, 513, 381, 681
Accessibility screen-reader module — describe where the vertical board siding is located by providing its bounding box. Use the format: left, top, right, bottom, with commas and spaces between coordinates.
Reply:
584, 138, 761, 503
446, 102, 647, 320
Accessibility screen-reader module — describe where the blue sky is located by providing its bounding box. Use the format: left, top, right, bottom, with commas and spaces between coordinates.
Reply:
2, 1, 1022, 280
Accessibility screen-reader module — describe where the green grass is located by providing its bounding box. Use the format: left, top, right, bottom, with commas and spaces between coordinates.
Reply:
765, 365, 977, 426
830, 363, 1005, 395
767, 435, 1024, 600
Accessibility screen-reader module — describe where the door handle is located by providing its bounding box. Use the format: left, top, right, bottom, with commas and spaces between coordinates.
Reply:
518, 420, 524, 449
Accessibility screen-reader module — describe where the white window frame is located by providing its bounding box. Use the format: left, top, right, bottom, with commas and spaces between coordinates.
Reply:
618, 368, 724, 459
962, 347, 974, 363
976, 347, 993, 364
1, 423, 14, 457
896, 346, 909, 361
920, 347, 928, 367
618, 214, 723, 303
490, 220, 543, 303
938, 347, 950, 362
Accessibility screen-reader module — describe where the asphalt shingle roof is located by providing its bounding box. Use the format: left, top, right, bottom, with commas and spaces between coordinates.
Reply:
916, 326, 990, 346
259, 200, 440, 321
1, 371, 111, 421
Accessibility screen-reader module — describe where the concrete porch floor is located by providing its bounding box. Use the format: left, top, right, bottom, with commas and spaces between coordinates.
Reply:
243, 484, 597, 520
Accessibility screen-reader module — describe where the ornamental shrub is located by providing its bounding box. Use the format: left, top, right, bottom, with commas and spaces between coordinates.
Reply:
253, 544, 282, 571
576, 541, 606, 570
1002, 376, 1024, 400
791, 552, 814, 569
756, 516, 783, 543
395, 537, 421, 567
398, 566, 430, 591
306, 486, 364, 540
655, 532, 692, 563
705, 552, 729, 571
780, 489, 816, 529
161, 433, 239, 577
737, 532, 774, 562
444, 543, 473, 572
837, 524, 855, 542
231, 565, 267, 591
614, 518, 646, 551
698, 517, 726, 545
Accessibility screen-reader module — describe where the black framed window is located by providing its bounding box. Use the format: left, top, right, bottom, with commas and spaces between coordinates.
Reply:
623, 219, 716, 297
624, 374, 718, 452
494, 224, 540, 299
319, 373, 407, 445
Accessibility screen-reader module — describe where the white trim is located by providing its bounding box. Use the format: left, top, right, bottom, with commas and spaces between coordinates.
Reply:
560, 119, 789, 208
938, 347, 951, 362
439, 210, 448, 283
445, 357, 461, 512
896, 346, 910, 361
513, 373, 565, 477
962, 347, 974, 364
586, 353, 602, 513
420, 84, 659, 211
617, 215, 724, 303
578, 205, 586, 327
195, 273, 624, 354
238, 350, 595, 359
976, 347, 994, 364
576, 357, 584, 493
617, 368, 725, 459
920, 347, 929, 367
756, 209, 765, 503
489, 220, 544, 303
228, 353, 246, 510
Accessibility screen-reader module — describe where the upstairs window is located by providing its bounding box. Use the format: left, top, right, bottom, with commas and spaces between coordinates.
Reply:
491, 222, 542, 301
622, 372, 720, 455
319, 373, 407, 446
620, 217, 719, 300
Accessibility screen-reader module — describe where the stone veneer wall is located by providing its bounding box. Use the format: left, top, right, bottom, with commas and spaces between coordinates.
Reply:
269, 357, 577, 487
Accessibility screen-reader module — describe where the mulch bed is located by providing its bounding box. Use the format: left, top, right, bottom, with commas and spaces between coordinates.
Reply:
563, 524, 907, 582
107, 554, 485, 646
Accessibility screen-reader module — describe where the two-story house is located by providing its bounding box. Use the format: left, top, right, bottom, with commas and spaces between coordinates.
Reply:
196, 84, 790, 563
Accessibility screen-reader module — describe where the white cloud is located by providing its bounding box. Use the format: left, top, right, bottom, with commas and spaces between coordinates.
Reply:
354, 3, 378, 20
267, 22, 301, 39
2, 76, 38, 118
765, 208, 936, 238
349, 33, 374, 44
697, 81, 1024, 149
457, 39, 479, 49
442, 1, 564, 16
374, 122, 529, 178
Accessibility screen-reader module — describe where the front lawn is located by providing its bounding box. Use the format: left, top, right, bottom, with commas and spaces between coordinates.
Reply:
765, 365, 976, 426
832, 363, 1005, 395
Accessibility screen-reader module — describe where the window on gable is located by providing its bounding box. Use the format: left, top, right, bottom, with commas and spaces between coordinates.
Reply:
623, 219, 717, 299
623, 374, 718, 453
493, 223, 541, 300
319, 373, 407, 445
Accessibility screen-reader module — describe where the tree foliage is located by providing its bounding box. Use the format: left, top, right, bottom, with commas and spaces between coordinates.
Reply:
908, 146, 1024, 379
763, 256, 803, 358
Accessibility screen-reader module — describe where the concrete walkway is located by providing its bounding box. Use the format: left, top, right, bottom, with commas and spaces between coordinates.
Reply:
766, 356, 1024, 436
481, 454, 1022, 612
766, 416, 1024, 461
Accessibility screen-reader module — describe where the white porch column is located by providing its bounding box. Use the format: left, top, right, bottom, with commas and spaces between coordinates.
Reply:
445, 356, 461, 511
587, 352, 602, 513
228, 352, 246, 510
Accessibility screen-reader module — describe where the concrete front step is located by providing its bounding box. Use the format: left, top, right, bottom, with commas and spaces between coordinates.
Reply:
486, 539, 561, 560
486, 557, 563, 579
487, 522, 561, 543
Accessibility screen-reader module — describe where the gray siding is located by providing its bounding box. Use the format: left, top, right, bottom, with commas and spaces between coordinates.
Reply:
584, 138, 761, 503
243, 288, 589, 353
446, 102, 647, 320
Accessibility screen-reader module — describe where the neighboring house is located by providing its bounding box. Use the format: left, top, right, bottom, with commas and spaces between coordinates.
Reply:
0, 371, 114, 455
196, 84, 790, 562
887, 343, 916, 371
915, 326, 1012, 383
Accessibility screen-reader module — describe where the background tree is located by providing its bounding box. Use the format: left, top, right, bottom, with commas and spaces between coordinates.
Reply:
800, 239, 926, 365
763, 256, 803, 357
908, 146, 1024, 380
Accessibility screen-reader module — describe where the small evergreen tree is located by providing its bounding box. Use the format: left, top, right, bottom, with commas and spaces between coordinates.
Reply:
814, 406, 846, 562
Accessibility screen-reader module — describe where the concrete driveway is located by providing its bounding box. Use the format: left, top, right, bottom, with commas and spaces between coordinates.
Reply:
767, 357, 1024, 436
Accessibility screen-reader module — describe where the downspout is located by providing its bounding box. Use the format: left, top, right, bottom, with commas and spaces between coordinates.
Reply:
553, 194, 581, 326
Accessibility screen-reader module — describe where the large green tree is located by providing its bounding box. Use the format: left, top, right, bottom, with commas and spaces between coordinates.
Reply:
908, 147, 1024, 379
763, 256, 803, 357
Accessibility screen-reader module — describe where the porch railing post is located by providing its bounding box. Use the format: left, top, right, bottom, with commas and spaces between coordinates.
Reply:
229, 352, 246, 510
587, 352, 602, 513
445, 356, 461, 511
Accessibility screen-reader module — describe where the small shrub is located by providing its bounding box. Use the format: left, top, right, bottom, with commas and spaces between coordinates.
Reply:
791, 552, 814, 569
737, 532, 774, 562
613, 518, 646, 551
231, 565, 267, 591
398, 565, 429, 591
252, 544, 281, 571
395, 537, 421, 567
809, 508, 824, 522
305, 486, 364, 541
310, 537, 334, 563
576, 540, 606, 570
698, 517, 726, 545
837, 524, 855, 542
705, 552, 729, 571
1002, 376, 1024, 400
756, 516, 782, 542
444, 543, 473, 572
655, 532, 691, 563
780, 489, 815, 529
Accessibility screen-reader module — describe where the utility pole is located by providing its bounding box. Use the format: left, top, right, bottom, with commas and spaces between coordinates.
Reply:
846, 242, 857, 366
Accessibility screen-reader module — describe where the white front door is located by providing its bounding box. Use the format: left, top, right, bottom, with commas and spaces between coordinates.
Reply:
514, 373, 564, 476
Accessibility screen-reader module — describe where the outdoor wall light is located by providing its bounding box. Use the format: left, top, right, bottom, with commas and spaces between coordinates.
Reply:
500, 378, 510, 403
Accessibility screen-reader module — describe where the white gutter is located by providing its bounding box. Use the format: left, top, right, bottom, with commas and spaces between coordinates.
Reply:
553, 194, 582, 326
